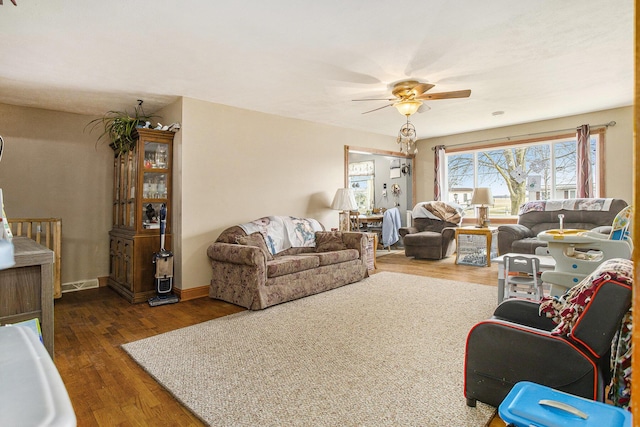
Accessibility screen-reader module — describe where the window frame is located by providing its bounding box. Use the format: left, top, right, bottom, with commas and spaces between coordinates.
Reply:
444, 128, 606, 224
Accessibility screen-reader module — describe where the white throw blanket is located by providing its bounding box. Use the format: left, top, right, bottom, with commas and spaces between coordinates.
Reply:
381, 207, 401, 247
239, 216, 323, 255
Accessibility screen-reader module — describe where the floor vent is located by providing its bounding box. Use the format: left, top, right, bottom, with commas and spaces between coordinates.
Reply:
61, 279, 99, 294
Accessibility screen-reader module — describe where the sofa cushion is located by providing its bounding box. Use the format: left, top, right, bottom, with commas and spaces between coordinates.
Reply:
236, 232, 274, 261
511, 237, 548, 254
314, 249, 359, 266
266, 255, 320, 278
279, 247, 315, 256
315, 231, 347, 252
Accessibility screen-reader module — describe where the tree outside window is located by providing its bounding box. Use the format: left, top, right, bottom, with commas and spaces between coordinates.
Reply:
445, 134, 599, 217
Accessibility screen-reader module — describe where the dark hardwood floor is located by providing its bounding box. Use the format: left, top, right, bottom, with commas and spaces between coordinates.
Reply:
53, 253, 504, 426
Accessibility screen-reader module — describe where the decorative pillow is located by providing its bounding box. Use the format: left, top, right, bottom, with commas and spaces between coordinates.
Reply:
539, 258, 633, 336
236, 232, 274, 261
315, 231, 347, 252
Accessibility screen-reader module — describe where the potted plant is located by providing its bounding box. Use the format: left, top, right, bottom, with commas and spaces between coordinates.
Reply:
87, 102, 158, 155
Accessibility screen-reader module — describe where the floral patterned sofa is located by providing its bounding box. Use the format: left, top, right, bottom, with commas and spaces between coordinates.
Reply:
207, 216, 368, 310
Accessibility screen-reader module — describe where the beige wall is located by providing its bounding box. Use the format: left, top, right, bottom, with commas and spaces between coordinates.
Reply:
1, 100, 632, 293
177, 97, 394, 290
415, 106, 633, 203
0, 103, 113, 284
0, 100, 395, 290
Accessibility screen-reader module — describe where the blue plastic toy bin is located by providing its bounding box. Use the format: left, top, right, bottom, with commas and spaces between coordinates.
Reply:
499, 381, 631, 427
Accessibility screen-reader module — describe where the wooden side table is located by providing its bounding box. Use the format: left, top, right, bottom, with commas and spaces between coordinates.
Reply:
455, 226, 498, 267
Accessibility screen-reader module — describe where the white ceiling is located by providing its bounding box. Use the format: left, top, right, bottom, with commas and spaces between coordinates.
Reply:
0, 0, 633, 139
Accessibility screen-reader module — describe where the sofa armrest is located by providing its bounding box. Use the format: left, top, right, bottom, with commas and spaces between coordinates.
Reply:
497, 224, 534, 254
399, 226, 418, 237
441, 226, 457, 241
465, 320, 601, 406
498, 224, 534, 239
207, 242, 267, 266
207, 242, 268, 309
493, 299, 556, 331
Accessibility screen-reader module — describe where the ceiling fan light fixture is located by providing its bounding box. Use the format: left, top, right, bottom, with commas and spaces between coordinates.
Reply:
394, 99, 422, 116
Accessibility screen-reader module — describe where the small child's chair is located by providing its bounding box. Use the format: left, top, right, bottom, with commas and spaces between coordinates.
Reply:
503, 255, 544, 301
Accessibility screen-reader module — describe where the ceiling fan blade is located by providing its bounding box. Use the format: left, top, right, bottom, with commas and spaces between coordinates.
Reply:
361, 104, 394, 114
411, 83, 435, 96
352, 98, 396, 102
415, 89, 471, 100
416, 104, 431, 114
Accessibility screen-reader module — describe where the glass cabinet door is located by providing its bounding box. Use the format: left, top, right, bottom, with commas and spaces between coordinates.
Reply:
142, 172, 168, 199
143, 141, 170, 170
141, 140, 170, 230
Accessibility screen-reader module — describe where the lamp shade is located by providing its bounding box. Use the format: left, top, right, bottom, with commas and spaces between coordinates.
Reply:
471, 187, 493, 205
331, 188, 357, 211
394, 100, 422, 116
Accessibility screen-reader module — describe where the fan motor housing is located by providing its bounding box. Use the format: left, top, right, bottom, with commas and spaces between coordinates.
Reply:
391, 80, 421, 99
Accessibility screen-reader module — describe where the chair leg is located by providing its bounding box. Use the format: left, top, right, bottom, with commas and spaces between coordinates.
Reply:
466, 397, 477, 407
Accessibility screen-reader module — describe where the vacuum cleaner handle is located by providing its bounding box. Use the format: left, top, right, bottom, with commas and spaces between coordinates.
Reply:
159, 203, 167, 251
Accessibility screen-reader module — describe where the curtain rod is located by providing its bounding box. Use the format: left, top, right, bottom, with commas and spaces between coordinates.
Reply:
431, 121, 616, 151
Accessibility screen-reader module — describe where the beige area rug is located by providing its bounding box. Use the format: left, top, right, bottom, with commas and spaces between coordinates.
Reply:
122, 272, 497, 426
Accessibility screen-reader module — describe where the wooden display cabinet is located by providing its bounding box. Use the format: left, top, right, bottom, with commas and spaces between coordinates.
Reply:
108, 129, 174, 303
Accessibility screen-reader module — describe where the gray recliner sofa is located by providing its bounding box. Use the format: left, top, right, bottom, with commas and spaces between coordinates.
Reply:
497, 198, 628, 255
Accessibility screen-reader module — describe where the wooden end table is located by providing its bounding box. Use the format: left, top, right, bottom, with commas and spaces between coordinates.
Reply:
455, 226, 498, 267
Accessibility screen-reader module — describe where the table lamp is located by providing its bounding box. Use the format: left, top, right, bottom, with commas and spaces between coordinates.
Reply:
471, 187, 493, 228
331, 188, 357, 231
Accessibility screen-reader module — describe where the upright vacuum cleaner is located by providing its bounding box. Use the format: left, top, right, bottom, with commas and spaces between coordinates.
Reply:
148, 203, 179, 306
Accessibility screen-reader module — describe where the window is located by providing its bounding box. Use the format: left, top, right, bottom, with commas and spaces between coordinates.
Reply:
348, 161, 375, 213
445, 131, 602, 217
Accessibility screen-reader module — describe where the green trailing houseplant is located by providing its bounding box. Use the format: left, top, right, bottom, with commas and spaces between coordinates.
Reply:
86, 102, 158, 155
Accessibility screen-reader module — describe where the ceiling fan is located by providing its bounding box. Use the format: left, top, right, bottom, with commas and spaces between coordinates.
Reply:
353, 80, 471, 116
